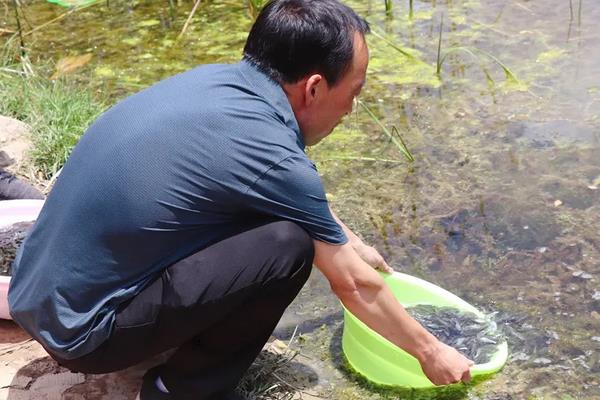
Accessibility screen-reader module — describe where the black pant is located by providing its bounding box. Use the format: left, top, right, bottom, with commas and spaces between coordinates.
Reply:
51, 220, 314, 400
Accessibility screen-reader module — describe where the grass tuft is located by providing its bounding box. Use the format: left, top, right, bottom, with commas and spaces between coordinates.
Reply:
0, 41, 106, 178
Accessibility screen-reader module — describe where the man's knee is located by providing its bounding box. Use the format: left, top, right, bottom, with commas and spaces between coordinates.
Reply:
267, 220, 314, 277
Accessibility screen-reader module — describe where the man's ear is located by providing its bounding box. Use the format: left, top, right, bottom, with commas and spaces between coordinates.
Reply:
304, 74, 323, 107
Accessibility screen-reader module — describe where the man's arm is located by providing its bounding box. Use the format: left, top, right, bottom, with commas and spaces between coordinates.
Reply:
329, 206, 393, 273
313, 239, 473, 385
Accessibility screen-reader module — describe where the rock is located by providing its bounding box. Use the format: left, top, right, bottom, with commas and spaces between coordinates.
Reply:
27, 371, 86, 399
511, 352, 530, 362
533, 357, 552, 365
572, 271, 593, 280
0, 115, 33, 172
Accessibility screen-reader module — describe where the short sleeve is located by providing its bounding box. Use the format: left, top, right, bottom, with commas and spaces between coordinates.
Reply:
245, 155, 348, 244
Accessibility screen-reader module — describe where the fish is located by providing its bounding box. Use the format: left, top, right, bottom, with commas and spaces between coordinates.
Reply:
405, 304, 505, 364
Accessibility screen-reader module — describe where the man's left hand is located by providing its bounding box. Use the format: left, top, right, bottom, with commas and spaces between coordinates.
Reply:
352, 243, 393, 273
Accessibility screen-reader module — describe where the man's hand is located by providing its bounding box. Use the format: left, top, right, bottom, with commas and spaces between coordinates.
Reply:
313, 240, 474, 387
418, 341, 474, 385
352, 243, 393, 273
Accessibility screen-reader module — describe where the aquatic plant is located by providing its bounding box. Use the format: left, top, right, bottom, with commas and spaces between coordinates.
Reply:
167, 0, 176, 20
384, 0, 392, 16
340, 352, 491, 400
435, 15, 521, 88
370, 29, 416, 60
569, 0, 574, 20
358, 100, 414, 162
10, 0, 26, 57
436, 14, 444, 77
317, 156, 404, 164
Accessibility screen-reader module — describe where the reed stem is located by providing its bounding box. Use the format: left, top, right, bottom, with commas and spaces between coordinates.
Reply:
167, 0, 175, 19
436, 14, 444, 75
384, 0, 392, 16
11, 0, 25, 57
178, 0, 202, 40
371, 29, 415, 59
23, 2, 98, 37
317, 156, 404, 164
358, 100, 414, 162
568, 0, 573, 20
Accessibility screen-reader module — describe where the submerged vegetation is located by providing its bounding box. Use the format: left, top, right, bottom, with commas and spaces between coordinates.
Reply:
0, 0, 527, 175
358, 100, 414, 162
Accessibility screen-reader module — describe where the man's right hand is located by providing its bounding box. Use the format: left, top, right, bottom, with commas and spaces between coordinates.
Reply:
312, 240, 474, 387
418, 341, 474, 385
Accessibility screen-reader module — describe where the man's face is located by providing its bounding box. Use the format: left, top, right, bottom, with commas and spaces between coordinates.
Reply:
302, 32, 369, 146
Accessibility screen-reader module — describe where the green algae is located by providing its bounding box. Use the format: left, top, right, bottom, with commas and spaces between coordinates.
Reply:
536, 49, 567, 64
412, 9, 434, 21
136, 19, 160, 28
121, 37, 142, 46
339, 352, 495, 400
368, 51, 440, 87
94, 66, 115, 77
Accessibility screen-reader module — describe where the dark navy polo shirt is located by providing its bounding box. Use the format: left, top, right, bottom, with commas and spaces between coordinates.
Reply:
8, 60, 347, 359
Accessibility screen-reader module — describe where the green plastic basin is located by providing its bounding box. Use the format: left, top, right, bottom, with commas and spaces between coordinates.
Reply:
341, 271, 508, 388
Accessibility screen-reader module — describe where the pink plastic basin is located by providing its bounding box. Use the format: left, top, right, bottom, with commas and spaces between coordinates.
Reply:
0, 199, 45, 320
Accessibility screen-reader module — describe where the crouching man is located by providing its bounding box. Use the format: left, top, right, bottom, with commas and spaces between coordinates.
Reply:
9, 1, 472, 399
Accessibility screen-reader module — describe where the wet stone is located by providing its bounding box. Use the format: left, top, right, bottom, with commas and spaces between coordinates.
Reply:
0, 221, 34, 276
511, 352, 530, 362
405, 305, 504, 364
572, 271, 593, 280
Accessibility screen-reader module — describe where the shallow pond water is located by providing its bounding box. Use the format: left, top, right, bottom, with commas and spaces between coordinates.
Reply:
2, 0, 600, 398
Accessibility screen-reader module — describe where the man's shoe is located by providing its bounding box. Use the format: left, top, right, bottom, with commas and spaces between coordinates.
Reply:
136, 366, 171, 400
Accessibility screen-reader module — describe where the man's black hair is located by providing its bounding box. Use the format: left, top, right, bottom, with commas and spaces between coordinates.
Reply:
243, 0, 369, 87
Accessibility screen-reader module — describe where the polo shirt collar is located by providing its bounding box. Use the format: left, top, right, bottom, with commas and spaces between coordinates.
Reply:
238, 59, 305, 150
